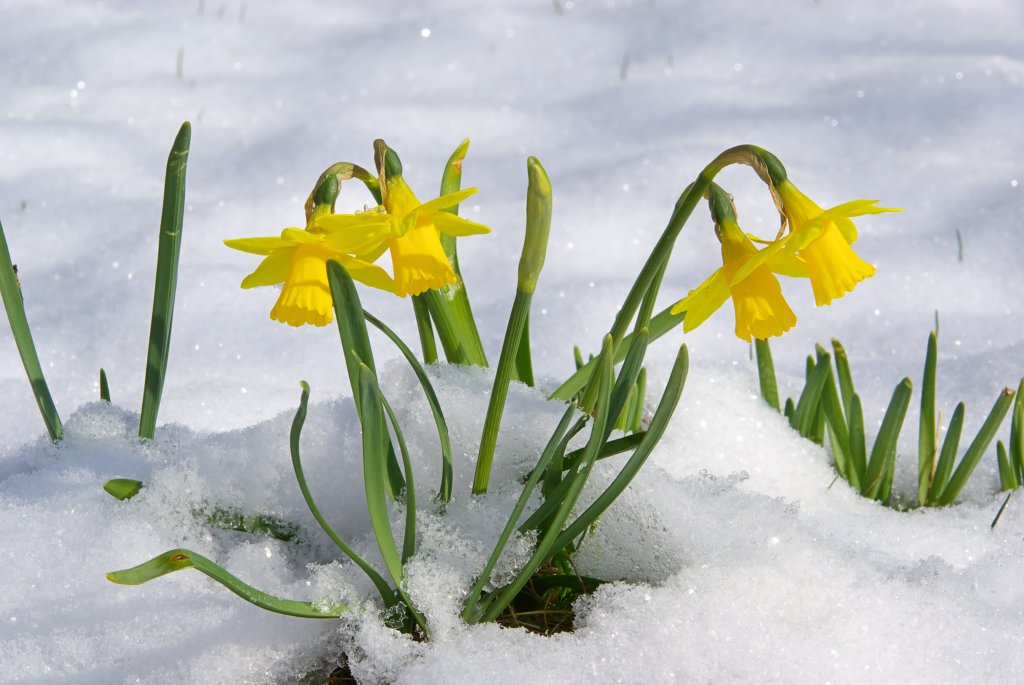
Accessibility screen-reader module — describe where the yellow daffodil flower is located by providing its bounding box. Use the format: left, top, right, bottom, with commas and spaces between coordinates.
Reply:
672, 217, 805, 341
224, 215, 396, 327
773, 180, 900, 306
378, 149, 491, 297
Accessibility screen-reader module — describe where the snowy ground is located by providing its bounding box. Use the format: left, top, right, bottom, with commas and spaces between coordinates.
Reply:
1, 0, 1023, 683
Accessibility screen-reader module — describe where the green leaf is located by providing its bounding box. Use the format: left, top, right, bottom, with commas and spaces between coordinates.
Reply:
513, 311, 535, 387
289, 381, 396, 606
831, 339, 856, 426
862, 378, 912, 501
478, 336, 616, 624
754, 338, 780, 412
1011, 379, 1024, 483
819, 367, 851, 481
357, 366, 403, 587
107, 548, 346, 619
997, 440, 1018, 491
357, 365, 429, 636
363, 310, 453, 503
792, 347, 831, 439
847, 393, 867, 490
139, 122, 190, 440
928, 402, 964, 505
99, 368, 111, 403
936, 388, 1015, 506
200, 507, 299, 542
918, 331, 938, 505
462, 405, 580, 623
103, 478, 143, 501
549, 344, 688, 555
327, 260, 404, 498
0, 220, 63, 442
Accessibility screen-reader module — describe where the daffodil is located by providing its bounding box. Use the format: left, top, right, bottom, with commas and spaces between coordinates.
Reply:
377, 148, 491, 297
224, 216, 395, 327
672, 216, 805, 342
772, 180, 900, 306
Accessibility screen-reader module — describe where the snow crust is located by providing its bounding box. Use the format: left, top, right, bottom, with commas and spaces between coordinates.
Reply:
1, 0, 1023, 683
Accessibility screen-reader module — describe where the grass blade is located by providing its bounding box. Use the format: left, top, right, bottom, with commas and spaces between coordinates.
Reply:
936, 388, 1015, 506
754, 338, 780, 412
918, 332, 938, 505
862, 378, 912, 500
139, 122, 190, 439
364, 310, 453, 503
107, 548, 346, 619
289, 381, 396, 605
0, 220, 62, 441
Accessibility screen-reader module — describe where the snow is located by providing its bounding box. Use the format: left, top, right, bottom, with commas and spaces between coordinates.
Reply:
2, 0, 1024, 682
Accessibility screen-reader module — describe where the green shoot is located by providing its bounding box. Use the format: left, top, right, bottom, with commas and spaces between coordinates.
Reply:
0, 219, 62, 441
139, 122, 190, 439
755, 338, 780, 412
99, 368, 111, 402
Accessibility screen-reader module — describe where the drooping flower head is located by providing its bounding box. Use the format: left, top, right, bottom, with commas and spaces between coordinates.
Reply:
775, 180, 898, 306
730, 145, 901, 307
671, 184, 805, 341
376, 144, 490, 297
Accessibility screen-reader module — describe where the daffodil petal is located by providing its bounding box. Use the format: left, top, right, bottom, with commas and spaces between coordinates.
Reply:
321, 222, 393, 255
224, 235, 293, 255
730, 240, 784, 286
333, 255, 397, 294
240, 247, 296, 288
432, 212, 492, 237
765, 249, 809, 279
281, 228, 325, 244
672, 269, 729, 332
413, 188, 478, 216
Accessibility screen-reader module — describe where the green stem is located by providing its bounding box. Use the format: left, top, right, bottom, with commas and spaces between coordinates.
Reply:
473, 289, 533, 494
0, 219, 62, 441
411, 295, 438, 363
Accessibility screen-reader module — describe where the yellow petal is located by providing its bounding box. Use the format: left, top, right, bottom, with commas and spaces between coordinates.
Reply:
412, 188, 478, 216
240, 247, 296, 289
332, 255, 397, 294
320, 220, 394, 256
671, 268, 729, 332
389, 224, 457, 298
431, 212, 491, 237
224, 235, 294, 255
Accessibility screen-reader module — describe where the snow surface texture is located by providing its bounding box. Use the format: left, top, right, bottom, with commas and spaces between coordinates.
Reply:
2, 0, 1023, 683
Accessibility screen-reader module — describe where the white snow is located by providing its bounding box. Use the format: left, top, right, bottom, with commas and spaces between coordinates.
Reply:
2, 0, 1024, 682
